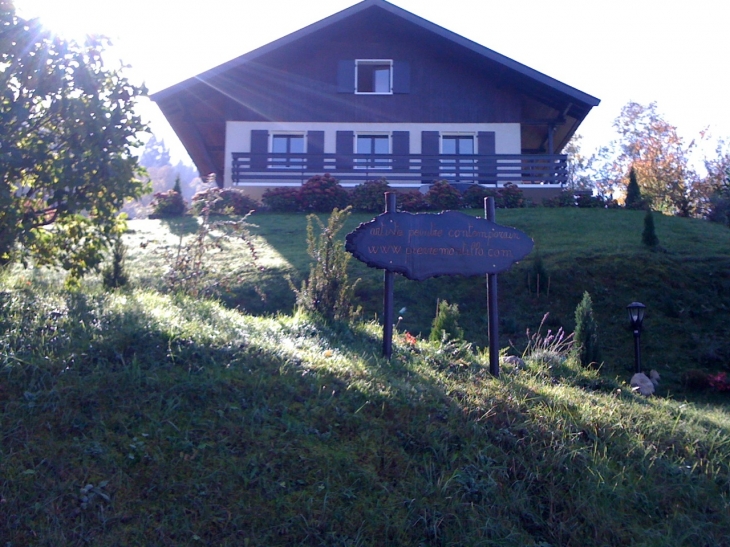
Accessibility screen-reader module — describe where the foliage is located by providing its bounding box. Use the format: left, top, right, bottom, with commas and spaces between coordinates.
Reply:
163, 212, 263, 300
261, 186, 301, 212
425, 180, 462, 210
642, 209, 660, 248
291, 207, 360, 321
101, 234, 129, 289
350, 178, 390, 212
543, 190, 575, 208
149, 189, 186, 217
299, 174, 349, 213
573, 291, 600, 367
624, 166, 645, 209
397, 190, 430, 212
461, 184, 497, 209
521, 312, 575, 366
190, 187, 259, 216
0, 5, 148, 280
563, 134, 596, 189
498, 182, 525, 208
429, 299, 464, 343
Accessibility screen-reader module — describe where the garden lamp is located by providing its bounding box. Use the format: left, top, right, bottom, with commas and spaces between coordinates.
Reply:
627, 302, 646, 373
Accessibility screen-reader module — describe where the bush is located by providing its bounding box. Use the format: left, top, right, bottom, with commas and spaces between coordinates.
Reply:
426, 180, 462, 210
707, 193, 730, 227
191, 187, 259, 216
498, 182, 525, 208
576, 193, 607, 208
350, 179, 391, 212
262, 187, 302, 212
299, 174, 349, 213
429, 299, 464, 343
291, 207, 360, 321
149, 189, 186, 217
543, 191, 575, 208
573, 291, 600, 367
397, 190, 430, 212
461, 184, 498, 209
642, 210, 659, 248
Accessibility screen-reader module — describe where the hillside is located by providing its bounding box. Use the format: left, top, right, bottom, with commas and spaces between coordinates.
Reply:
1, 286, 729, 546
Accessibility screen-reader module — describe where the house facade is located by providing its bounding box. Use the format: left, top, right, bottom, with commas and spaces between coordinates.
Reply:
151, 0, 599, 201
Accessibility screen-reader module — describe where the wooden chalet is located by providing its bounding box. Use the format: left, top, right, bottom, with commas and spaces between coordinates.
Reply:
151, 0, 600, 200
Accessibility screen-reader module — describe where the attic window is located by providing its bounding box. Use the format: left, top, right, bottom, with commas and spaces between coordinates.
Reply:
356, 60, 392, 94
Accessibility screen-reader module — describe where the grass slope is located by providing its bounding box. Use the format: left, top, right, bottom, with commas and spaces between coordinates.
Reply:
1, 285, 730, 546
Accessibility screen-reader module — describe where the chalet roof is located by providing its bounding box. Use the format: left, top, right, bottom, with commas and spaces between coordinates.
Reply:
152, 0, 599, 108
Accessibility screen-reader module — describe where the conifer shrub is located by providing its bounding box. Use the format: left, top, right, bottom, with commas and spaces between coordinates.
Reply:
429, 299, 464, 343
625, 167, 646, 210
350, 179, 390, 212
291, 207, 360, 321
299, 174, 349, 212
425, 180, 462, 210
461, 184, 498, 209
573, 291, 600, 367
190, 187, 259, 216
101, 234, 129, 289
261, 187, 302, 212
642, 209, 660, 248
397, 190, 430, 212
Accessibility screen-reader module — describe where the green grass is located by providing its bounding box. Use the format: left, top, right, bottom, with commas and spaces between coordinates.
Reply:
2, 208, 730, 545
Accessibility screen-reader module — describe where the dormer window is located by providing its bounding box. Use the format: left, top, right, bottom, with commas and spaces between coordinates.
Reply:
356, 60, 392, 94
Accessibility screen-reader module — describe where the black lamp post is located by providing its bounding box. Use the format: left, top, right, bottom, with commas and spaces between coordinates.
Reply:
627, 302, 646, 373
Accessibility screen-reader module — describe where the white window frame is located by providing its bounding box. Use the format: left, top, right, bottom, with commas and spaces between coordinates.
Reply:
355, 132, 392, 170
270, 132, 306, 170
355, 59, 393, 95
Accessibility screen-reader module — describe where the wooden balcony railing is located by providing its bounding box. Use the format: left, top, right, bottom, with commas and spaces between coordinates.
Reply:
231, 152, 568, 186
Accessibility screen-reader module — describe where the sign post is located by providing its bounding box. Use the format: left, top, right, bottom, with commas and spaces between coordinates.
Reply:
345, 195, 533, 375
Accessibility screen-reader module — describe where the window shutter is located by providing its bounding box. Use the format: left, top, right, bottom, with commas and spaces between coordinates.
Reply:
307, 131, 325, 173
336, 131, 354, 170
393, 61, 410, 94
251, 130, 269, 171
477, 131, 496, 185
392, 131, 410, 172
337, 61, 355, 93
421, 131, 440, 184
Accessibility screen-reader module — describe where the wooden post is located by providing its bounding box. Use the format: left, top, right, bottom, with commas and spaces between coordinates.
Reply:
485, 197, 499, 377
382, 192, 396, 358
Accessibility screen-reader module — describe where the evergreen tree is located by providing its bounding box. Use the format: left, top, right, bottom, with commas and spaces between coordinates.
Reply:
574, 291, 600, 367
429, 300, 464, 343
642, 210, 660, 248
625, 167, 644, 209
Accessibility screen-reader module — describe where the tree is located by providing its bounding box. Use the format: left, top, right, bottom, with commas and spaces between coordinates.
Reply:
624, 166, 644, 209
573, 291, 600, 367
0, 3, 148, 280
642, 210, 660, 248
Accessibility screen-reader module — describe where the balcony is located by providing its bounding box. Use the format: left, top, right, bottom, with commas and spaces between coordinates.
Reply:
231, 152, 568, 186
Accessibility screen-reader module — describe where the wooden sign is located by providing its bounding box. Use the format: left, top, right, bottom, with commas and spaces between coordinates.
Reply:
345, 210, 533, 281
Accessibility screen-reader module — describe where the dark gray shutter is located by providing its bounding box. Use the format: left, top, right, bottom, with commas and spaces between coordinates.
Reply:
336, 131, 354, 170
251, 129, 269, 171
392, 131, 410, 172
393, 61, 410, 94
307, 131, 325, 173
477, 131, 496, 185
421, 131, 440, 184
337, 60, 355, 93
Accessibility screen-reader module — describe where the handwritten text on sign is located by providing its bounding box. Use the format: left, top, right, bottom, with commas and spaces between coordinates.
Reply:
345, 211, 533, 281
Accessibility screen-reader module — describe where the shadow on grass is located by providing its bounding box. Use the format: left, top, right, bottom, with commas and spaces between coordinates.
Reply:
158, 215, 200, 238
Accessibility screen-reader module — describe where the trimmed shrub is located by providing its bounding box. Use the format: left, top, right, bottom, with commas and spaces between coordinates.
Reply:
299, 174, 349, 212
625, 167, 646, 210
426, 180, 462, 210
350, 179, 391, 212
574, 291, 600, 367
461, 184, 498, 209
398, 190, 430, 212
190, 187, 259, 216
150, 189, 186, 217
262, 187, 301, 212
102, 234, 129, 290
429, 299, 464, 343
543, 190, 575, 208
576, 193, 607, 208
642, 210, 659, 248
498, 182, 525, 208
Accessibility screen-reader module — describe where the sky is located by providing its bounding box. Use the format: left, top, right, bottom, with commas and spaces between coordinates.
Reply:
13, 0, 730, 167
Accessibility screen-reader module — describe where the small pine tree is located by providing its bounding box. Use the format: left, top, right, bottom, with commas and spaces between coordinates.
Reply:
102, 235, 129, 289
642, 209, 659, 248
574, 291, 600, 367
625, 167, 644, 209
172, 174, 183, 195
429, 299, 464, 343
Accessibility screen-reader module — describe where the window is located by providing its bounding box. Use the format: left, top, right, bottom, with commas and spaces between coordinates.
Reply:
441, 135, 475, 181
356, 134, 390, 169
271, 134, 305, 169
356, 60, 392, 94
